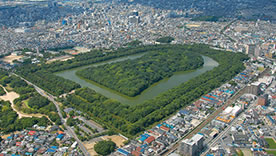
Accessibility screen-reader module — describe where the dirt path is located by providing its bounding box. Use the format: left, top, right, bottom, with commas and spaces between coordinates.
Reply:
0, 85, 48, 119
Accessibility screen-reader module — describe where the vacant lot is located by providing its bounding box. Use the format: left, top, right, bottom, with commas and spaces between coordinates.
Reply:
83, 142, 97, 156
0, 90, 19, 103
84, 137, 103, 156
241, 148, 253, 156
2, 55, 23, 64
47, 55, 74, 64
101, 135, 127, 148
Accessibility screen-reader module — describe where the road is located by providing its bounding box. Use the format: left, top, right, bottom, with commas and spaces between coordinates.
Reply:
201, 98, 258, 156
201, 71, 273, 155
12, 73, 90, 156
162, 84, 248, 156
162, 68, 270, 156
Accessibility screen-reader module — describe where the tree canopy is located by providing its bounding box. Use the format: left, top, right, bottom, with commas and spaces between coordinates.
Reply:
94, 140, 116, 156
28, 96, 50, 110
63, 44, 248, 137
16, 44, 248, 136
77, 49, 203, 96
156, 36, 175, 43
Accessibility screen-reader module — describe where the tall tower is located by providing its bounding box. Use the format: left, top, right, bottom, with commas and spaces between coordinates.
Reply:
36, 47, 40, 55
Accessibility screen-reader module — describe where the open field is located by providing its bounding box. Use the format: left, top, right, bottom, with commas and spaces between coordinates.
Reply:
74, 47, 90, 53
83, 137, 103, 156
101, 135, 127, 148
63, 47, 90, 55
186, 23, 201, 28
241, 148, 253, 156
265, 138, 276, 149
1, 55, 23, 64
46, 55, 74, 64
0, 89, 20, 102
266, 150, 276, 156
83, 142, 98, 156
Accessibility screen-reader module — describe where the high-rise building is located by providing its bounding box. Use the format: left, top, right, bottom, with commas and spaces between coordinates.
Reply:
132, 10, 139, 16
246, 44, 255, 56
179, 134, 204, 156
129, 16, 140, 24
246, 44, 260, 57
258, 94, 268, 106
254, 45, 260, 57
246, 84, 261, 96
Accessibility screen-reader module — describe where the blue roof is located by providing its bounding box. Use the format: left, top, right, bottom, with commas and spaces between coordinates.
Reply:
225, 90, 234, 94
141, 144, 148, 148
47, 148, 56, 153
139, 136, 147, 142
157, 124, 162, 128
267, 115, 275, 124
163, 123, 174, 129
252, 148, 263, 151
117, 148, 129, 156
51, 146, 58, 149
141, 134, 150, 138
212, 94, 219, 98
56, 134, 64, 139
179, 110, 189, 115
25, 153, 33, 156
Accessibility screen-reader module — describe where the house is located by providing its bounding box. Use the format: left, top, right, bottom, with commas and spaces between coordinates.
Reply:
131, 150, 141, 156
56, 134, 64, 141
144, 136, 155, 144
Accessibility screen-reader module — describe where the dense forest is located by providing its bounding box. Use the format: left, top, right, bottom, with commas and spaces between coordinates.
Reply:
0, 100, 50, 133
60, 44, 248, 137
0, 87, 5, 96
16, 70, 81, 96
77, 49, 203, 96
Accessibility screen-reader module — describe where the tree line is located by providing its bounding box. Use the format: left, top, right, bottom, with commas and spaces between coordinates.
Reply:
16, 70, 81, 96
